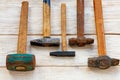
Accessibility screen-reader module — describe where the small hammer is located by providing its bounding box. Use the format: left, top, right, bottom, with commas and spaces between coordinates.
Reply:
69, 0, 94, 47
30, 0, 60, 47
88, 0, 119, 69
50, 4, 75, 57
6, 1, 36, 71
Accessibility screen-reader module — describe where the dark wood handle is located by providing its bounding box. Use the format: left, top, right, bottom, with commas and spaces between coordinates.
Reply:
17, 1, 28, 53
61, 4, 67, 51
94, 0, 106, 56
77, 0, 84, 38
43, 0, 51, 37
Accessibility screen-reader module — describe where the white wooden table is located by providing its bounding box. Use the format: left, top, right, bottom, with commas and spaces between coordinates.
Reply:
0, 0, 120, 80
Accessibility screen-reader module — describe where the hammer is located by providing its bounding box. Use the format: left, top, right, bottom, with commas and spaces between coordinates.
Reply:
50, 4, 75, 57
88, 0, 119, 69
30, 0, 60, 47
6, 1, 36, 71
69, 0, 94, 47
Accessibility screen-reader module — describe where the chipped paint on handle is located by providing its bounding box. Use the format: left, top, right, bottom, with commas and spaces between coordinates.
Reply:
6, 54, 35, 71
43, 0, 50, 7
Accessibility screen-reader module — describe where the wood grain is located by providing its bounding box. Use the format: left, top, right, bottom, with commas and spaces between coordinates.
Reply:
0, 0, 120, 80
61, 4, 67, 51
94, 0, 106, 56
77, 0, 84, 37
0, 67, 120, 80
17, 1, 28, 53
43, 1, 51, 37
0, 35, 119, 66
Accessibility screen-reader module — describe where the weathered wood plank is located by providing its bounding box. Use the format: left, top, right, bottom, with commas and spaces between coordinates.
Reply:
0, 35, 120, 66
0, 0, 120, 34
0, 0, 120, 80
0, 67, 119, 80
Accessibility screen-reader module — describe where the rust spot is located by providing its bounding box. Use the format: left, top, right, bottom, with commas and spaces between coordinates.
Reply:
88, 56, 119, 69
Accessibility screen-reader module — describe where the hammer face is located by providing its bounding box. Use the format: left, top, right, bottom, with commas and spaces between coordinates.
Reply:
88, 56, 119, 69
30, 37, 60, 47
50, 51, 75, 57
6, 54, 35, 71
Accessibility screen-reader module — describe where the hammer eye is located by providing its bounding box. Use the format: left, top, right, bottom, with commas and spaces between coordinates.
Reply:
16, 66, 26, 71
97, 56, 111, 69
77, 38, 87, 46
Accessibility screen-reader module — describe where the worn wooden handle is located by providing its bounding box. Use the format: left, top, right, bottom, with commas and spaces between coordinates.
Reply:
43, 0, 51, 37
61, 4, 67, 51
77, 0, 84, 38
94, 0, 106, 56
17, 1, 28, 53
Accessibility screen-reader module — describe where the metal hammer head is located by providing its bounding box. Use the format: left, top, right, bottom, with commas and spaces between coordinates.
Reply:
88, 56, 119, 69
30, 37, 60, 47
69, 37, 94, 47
6, 54, 36, 71
50, 51, 75, 57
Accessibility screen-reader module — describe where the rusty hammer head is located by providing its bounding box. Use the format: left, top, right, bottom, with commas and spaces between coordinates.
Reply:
69, 37, 94, 47
6, 54, 35, 71
68, 0, 94, 47
30, 37, 60, 47
88, 56, 119, 69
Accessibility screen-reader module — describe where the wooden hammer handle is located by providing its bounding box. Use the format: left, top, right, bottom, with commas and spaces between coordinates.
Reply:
61, 4, 67, 51
43, 0, 51, 37
77, 0, 84, 38
17, 1, 28, 53
94, 0, 106, 56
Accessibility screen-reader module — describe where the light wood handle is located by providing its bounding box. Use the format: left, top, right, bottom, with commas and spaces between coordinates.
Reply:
77, 0, 84, 38
43, 0, 51, 37
94, 0, 106, 56
61, 4, 67, 51
17, 1, 28, 53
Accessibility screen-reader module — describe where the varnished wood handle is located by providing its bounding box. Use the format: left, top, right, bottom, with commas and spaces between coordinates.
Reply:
77, 0, 84, 38
94, 0, 106, 56
43, 0, 51, 37
17, 1, 28, 53
61, 4, 67, 51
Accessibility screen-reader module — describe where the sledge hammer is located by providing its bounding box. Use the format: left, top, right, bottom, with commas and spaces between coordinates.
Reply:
6, 1, 36, 71
30, 0, 60, 47
69, 0, 94, 47
88, 0, 119, 69
50, 4, 75, 57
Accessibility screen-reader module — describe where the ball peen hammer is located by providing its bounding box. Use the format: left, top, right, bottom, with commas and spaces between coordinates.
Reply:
88, 0, 119, 69
69, 0, 94, 47
30, 0, 60, 47
6, 1, 36, 71
50, 4, 75, 57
